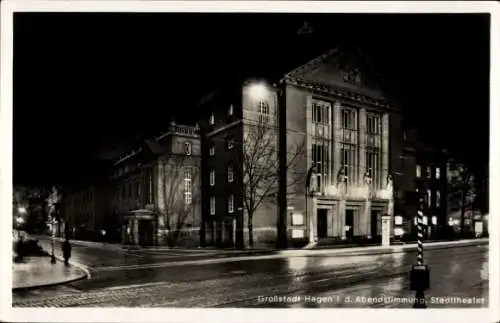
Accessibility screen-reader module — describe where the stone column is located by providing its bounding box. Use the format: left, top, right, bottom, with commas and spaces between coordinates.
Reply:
311, 196, 318, 242
364, 199, 372, 238
382, 113, 389, 188
339, 199, 346, 240
327, 208, 333, 237
359, 108, 367, 187
233, 218, 237, 248
133, 219, 139, 245
306, 95, 313, 172
333, 101, 342, 189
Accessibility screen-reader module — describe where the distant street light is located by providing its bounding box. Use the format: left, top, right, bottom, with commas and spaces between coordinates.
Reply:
16, 216, 24, 225
248, 82, 269, 100
18, 206, 27, 214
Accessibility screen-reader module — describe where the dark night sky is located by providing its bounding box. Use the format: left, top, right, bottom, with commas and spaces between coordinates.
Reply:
13, 13, 490, 186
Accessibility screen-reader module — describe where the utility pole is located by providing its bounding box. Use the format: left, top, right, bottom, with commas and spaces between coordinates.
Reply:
409, 195, 430, 308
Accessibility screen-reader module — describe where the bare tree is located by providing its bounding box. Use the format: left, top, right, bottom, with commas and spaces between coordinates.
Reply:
447, 159, 476, 235
159, 155, 200, 247
236, 114, 305, 248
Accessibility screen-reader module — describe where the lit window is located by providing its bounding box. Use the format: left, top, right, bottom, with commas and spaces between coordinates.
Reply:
416, 165, 421, 178
227, 164, 234, 183
210, 169, 215, 186
209, 145, 215, 156
435, 167, 440, 179
436, 190, 441, 208
184, 167, 192, 205
228, 194, 234, 213
209, 113, 215, 125
228, 104, 234, 116
210, 196, 216, 215
427, 189, 432, 208
427, 166, 432, 179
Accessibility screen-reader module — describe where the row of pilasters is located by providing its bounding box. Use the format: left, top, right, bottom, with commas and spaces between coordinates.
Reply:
307, 96, 391, 191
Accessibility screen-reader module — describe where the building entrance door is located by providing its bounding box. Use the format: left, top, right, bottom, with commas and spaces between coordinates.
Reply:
139, 220, 153, 246
371, 210, 380, 239
345, 209, 354, 239
317, 209, 328, 239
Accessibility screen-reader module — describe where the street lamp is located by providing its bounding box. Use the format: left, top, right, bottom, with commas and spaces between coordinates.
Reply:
248, 82, 269, 100
50, 216, 56, 264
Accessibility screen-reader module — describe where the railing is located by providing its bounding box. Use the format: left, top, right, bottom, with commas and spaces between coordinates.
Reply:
168, 124, 200, 137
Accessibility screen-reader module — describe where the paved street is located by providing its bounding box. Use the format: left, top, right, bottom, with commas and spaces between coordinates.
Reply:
12, 238, 488, 308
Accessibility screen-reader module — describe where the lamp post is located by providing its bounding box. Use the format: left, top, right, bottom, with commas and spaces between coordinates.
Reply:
305, 165, 316, 244
50, 216, 56, 264
409, 197, 430, 308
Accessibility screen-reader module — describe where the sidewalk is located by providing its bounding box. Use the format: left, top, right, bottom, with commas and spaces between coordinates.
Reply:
12, 256, 87, 290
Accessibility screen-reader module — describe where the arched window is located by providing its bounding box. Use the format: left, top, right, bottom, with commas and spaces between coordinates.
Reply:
184, 142, 192, 155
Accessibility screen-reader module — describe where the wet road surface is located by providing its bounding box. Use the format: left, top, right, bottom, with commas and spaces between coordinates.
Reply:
12, 241, 488, 308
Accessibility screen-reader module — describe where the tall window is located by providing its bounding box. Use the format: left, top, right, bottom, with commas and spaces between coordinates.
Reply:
312, 143, 329, 191
258, 99, 270, 124
209, 145, 215, 156
228, 194, 234, 213
210, 196, 216, 215
228, 104, 234, 116
427, 189, 432, 208
366, 113, 382, 188
340, 106, 358, 184
184, 167, 192, 205
311, 99, 332, 190
209, 113, 215, 125
227, 164, 234, 183
312, 99, 330, 125
426, 166, 432, 179
366, 114, 380, 135
210, 169, 215, 186
416, 165, 422, 178
436, 190, 441, 208
435, 167, 440, 179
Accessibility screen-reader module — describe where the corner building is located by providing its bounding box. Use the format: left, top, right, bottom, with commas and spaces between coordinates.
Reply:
281, 46, 403, 243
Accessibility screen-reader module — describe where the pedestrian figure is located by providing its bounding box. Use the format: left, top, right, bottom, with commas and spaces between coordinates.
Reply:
62, 238, 71, 266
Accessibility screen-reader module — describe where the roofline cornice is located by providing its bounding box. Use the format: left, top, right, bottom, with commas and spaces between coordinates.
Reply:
284, 77, 399, 112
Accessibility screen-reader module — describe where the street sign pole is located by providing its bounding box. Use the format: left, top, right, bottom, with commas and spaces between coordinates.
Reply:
409, 197, 429, 308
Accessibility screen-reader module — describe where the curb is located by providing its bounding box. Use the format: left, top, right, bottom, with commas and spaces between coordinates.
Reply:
12, 257, 89, 292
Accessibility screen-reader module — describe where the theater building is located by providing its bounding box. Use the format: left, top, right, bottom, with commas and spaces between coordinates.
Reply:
199, 45, 404, 248
282, 46, 403, 244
